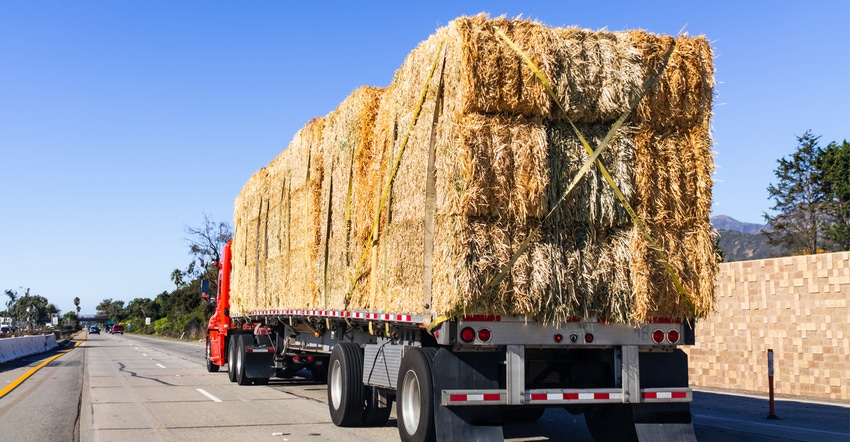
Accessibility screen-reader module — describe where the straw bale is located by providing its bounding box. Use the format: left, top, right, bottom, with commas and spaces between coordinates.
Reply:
545, 123, 635, 228
629, 32, 715, 131
550, 28, 643, 122
319, 86, 384, 309
627, 124, 716, 321
445, 114, 549, 224
230, 14, 716, 324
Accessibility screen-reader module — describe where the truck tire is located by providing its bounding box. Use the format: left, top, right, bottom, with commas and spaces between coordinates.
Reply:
396, 347, 438, 442
226, 335, 238, 382
235, 335, 252, 386
205, 336, 220, 373
327, 342, 365, 427
361, 386, 393, 427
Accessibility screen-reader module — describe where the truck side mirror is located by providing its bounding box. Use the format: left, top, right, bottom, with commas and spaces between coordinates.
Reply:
201, 279, 211, 300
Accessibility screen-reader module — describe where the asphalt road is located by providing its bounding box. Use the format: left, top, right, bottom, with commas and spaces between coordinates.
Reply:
0, 333, 847, 441
0, 339, 83, 442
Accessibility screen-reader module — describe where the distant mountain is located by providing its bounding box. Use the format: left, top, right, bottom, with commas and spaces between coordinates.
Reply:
715, 229, 787, 262
711, 215, 786, 261
710, 215, 765, 234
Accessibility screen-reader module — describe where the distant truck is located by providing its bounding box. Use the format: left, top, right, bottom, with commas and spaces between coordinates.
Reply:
206, 241, 698, 441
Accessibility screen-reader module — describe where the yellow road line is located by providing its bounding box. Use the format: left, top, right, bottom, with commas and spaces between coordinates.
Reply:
0, 335, 85, 399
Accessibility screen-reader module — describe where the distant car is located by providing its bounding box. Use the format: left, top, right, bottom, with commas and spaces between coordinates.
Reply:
110, 324, 124, 334
89, 325, 100, 334
0, 325, 11, 334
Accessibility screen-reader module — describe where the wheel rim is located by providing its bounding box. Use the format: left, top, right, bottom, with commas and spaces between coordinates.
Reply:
330, 359, 342, 408
235, 341, 242, 375
401, 370, 421, 434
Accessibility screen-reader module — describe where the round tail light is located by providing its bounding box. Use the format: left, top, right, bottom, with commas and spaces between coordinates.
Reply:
584, 333, 594, 343
460, 327, 475, 343
652, 329, 665, 344
477, 328, 492, 343
667, 329, 680, 344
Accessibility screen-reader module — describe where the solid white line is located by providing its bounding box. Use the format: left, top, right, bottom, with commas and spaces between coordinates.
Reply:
156, 363, 165, 368
197, 388, 222, 403
693, 413, 849, 437
693, 388, 850, 408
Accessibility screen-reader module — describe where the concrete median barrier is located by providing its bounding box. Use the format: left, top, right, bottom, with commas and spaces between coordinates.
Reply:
0, 334, 59, 364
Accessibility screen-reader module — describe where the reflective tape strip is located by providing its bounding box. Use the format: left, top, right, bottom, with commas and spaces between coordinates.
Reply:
526, 390, 624, 404
246, 310, 419, 323
641, 389, 692, 402
442, 390, 506, 405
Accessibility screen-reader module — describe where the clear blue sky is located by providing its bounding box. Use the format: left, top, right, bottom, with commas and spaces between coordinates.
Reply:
1, 1, 848, 315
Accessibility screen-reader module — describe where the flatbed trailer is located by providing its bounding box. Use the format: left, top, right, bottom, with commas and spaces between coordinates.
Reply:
206, 241, 698, 441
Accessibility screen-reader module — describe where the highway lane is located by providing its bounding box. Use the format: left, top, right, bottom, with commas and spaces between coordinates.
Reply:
0, 339, 83, 442
79, 332, 399, 441
2, 332, 847, 441
119, 334, 850, 442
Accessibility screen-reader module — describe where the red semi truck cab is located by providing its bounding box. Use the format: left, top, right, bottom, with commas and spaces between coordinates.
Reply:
205, 241, 233, 371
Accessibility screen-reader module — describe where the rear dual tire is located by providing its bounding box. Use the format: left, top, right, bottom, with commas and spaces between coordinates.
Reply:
396, 347, 438, 442
328, 342, 365, 426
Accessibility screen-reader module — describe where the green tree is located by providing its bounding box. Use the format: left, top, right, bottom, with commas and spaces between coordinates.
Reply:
170, 269, 185, 289
7, 289, 56, 329
819, 140, 850, 250
96, 298, 114, 317
126, 297, 158, 320
763, 131, 828, 255
108, 300, 126, 322
63, 311, 79, 329
184, 213, 233, 296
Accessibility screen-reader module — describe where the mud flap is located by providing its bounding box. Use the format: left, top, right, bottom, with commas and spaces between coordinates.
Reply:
632, 402, 696, 441
245, 350, 276, 380
635, 423, 697, 441
432, 349, 504, 441
242, 335, 277, 379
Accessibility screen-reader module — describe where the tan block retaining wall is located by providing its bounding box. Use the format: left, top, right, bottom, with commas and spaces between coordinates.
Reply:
685, 251, 849, 401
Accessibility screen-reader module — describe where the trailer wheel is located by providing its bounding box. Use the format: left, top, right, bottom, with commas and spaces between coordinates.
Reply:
361, 386, 393, 426
327, 342, 365, 427
396, 347, 437, 442
584, 404, 638, 442
235, 335, 252, 386
226, 335, 238, 382
205, 336, 219, 373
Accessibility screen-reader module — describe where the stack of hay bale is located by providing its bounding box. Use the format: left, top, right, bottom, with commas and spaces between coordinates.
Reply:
230, 14, 716, 325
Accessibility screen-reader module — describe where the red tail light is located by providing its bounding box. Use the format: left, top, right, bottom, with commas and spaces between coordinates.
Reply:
460, 327, 475, 343
667, 329, 680, 344
477, 328, 492, 343
652, 329, 665, 344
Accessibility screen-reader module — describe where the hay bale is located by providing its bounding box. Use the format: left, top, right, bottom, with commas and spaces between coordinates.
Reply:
230, 14, 716, 324
319, 86, 384, 310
